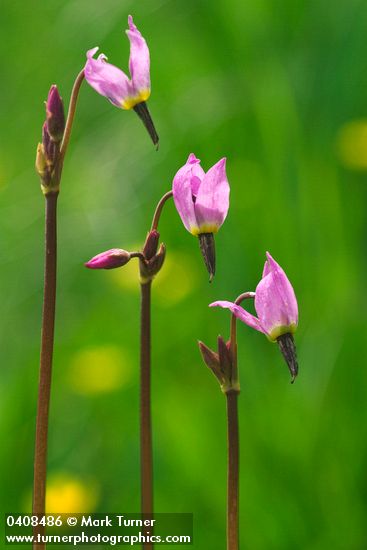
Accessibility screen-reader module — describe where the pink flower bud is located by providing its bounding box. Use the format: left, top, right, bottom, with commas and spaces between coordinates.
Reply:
46, 85, 65, 142
85, 249, 131, 270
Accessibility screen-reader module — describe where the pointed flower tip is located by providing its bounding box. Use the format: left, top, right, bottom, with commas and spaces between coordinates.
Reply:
87, 47, 99, 59
265, 250, 275, 263
187, 153, 200, 164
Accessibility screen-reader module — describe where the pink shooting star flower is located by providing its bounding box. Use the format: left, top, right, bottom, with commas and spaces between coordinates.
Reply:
172, 153, 230, 281
211, 252, 299, 381
84, 15, 158, 147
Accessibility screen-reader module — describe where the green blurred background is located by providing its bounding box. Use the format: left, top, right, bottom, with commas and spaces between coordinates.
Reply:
1, 0, 367, 548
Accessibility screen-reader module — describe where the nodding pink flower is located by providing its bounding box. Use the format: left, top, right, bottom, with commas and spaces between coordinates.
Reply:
85, 15, 150, 110
172, 153, 230, 281
173, 153, 229, 236
211, 252, 299, 381
85, 249, 131, 270
85, 15, 158, 146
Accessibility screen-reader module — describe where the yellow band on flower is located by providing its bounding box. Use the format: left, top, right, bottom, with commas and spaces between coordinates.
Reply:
267, 323, 297, 342
121, 89, 151, 110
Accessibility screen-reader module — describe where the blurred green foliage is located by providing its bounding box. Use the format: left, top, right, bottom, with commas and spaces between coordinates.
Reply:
1, 0, 367, 548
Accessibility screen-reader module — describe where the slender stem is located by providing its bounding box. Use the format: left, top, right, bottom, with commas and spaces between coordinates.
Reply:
225, 291, 254, 550
226, 391, 239, 550
229, 292, 256, 359
60, 69, 85, 160
33, 192, 58, 550
140, 281, 153, 550
130, 251, 146, 262
150, 190, 173, 232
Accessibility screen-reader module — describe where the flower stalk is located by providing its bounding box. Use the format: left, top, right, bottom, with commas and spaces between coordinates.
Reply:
33, 72, 84, 550
199, 292, 254, 550
85, 190, 172, 549
33, 192, 58, 550
226, 389, 239, 550
140, 279, 153, 528
137, 195, 172, 548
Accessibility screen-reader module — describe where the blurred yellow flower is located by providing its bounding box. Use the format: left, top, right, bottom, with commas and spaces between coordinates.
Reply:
46, 474, 98, 513
154, 251, 199, 306
337, 119, 367, 170
107, 243, 140, 293
68, 345, 131, 394
109, 249, 199, 306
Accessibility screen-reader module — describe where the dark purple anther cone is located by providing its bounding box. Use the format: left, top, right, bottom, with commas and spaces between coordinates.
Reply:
133, 102, 159, 149
198, 233, 216, 282
277, 333, 298, 383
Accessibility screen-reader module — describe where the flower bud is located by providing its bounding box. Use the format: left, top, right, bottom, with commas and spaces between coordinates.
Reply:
35, 143, 47, 178
85, 249, 131, 270
42, 122, 56, 164
198, 336, 238, 392
198, 341, 222, 381
149, 243, 166, 274
217, 335, 232, 373
140, 243, 166, 282
46, 85, 65, 142
142, 229, 160, 260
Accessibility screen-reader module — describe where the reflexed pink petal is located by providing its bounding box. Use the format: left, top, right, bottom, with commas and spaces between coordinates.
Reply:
85, 248, 131, 270
194, 158, 229, 231
210, 301, 266, 334
255, 252, 298, 334
172, 156, 200, 233
84, 48, 132, 107
126, 15, 150, 95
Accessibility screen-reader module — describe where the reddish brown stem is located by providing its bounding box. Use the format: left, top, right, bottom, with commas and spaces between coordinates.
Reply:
33, 192, 58, 550
226, 391, 239, 550
60, 69, 85, 161
140, 281, 153, 550
225, 291, 254, 550
150, 190, 173, 232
